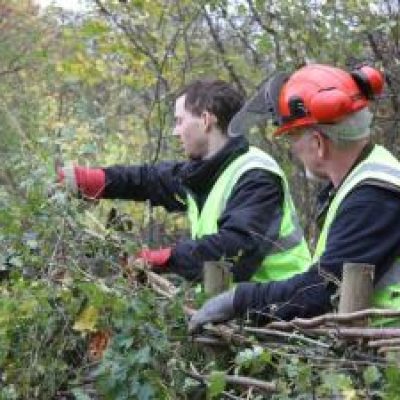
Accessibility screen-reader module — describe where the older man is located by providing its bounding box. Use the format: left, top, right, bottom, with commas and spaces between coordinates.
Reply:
189, 64, 400, 331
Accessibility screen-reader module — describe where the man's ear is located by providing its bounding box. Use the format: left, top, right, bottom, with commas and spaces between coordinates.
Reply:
202, 111, 218, 132
313, 131, 329, 159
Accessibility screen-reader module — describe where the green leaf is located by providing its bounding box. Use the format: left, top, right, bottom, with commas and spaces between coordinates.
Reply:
319, 371, 354, 396
207, 371, 226, 399
117, 335, 134, 350
81, 21, 109, 37
133, 345, 151, 365
137, 383, 155, 400
79, 143, 97, 155
234, 345, 271, 373
363, 365, 381, 386
71, 388, 92, 400
384, 365, 400, 399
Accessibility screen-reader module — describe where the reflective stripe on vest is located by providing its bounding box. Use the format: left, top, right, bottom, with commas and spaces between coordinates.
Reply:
312, 145, 400, 314
373, 257, 400, 326
187, 146, 311, 283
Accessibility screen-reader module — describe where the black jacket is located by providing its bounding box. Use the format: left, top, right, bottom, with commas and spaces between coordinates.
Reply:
103, 136, 284, 281
234, 144, 400, 323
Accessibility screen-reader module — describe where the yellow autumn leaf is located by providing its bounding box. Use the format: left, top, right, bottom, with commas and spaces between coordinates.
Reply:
73, 305, 99, 332
343, 389, 358, 400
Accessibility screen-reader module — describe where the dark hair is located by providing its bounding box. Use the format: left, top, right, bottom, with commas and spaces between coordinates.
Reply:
177, 79, 244, 133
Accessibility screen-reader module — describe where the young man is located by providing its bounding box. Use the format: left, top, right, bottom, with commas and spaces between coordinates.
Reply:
189, 65, 400, 331
59, 79, 310, 283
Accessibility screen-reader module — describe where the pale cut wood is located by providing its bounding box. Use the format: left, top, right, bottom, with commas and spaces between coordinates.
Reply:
338, 263, 375, 325
185, 370, 277, 393
203, 260, 232, 296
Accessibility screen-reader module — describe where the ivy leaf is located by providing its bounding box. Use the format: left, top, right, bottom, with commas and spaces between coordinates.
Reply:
137, 383, 155, 400
319, 372, 353, 396
235, 345, 271, 374
363, 365, 381, 386
133, 345, 151, 365
71, 388, 91, 400
73, 305, 99, 332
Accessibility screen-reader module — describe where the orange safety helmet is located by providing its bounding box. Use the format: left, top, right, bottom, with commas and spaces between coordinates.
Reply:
273, 64, 384, 136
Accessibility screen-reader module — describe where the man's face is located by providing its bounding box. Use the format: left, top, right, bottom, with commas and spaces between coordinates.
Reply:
286, 128, 328, 181
173, 95, 208, 160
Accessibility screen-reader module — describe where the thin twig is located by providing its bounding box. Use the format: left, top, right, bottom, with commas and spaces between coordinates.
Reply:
243, 326, 330, 348
377, 346, 400, 354
192, 336, 227, 346
185, 370, 277, 393
203, 324, 254, 346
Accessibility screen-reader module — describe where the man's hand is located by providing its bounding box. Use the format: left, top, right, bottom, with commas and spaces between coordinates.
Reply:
137, 248, 172, 270
188, 289, 236, 333
57, 165, 105, 199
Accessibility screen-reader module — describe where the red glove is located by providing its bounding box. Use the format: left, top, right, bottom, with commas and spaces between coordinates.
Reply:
137, 248, 172, 270
57, 165, 105, 199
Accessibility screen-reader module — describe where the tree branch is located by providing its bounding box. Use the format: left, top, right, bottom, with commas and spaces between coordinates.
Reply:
201, 6, 246, 95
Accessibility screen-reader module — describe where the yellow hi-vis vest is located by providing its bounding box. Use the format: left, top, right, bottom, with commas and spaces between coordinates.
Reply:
313, 145, 400, 320
186, 147, 311, 283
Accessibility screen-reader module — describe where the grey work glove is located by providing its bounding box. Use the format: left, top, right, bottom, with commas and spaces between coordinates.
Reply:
188, 289, 236, 333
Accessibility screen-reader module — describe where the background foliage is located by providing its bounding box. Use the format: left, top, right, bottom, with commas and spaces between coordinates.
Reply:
1, 0, 400, 398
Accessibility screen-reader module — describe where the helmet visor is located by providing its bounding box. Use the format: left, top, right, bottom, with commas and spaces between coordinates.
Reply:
228, 72, 289, 137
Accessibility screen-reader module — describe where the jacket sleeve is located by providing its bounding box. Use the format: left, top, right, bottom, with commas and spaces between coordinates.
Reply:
102, 162, 187, 212
168, 169, 284, 281
233, 185, 400, 323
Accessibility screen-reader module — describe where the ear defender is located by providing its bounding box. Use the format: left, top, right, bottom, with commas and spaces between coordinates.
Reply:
350, 66, 384, 100
288, 95, 308, 119
307, 66, 384, 123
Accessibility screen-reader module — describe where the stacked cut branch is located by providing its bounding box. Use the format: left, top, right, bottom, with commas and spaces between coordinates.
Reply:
264, 309, 400, 354
128, 258, 400, 370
